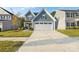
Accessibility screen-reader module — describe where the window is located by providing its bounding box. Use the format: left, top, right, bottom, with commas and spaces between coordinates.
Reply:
41, 14, 47, 19
75, 13, 78, 16
66, 13, 70, 17
66, 22, 70, 26
71, 22, 75, 26
27, 15, 33, 20
35, 23, 39, 24
40, 23, 43, 24
5, 16, 8, 19
44, 23, 47, 24
1, 16, 5, 19
49, 23, 52, 24
71, 13, 73, 18
7, 16, 11, 20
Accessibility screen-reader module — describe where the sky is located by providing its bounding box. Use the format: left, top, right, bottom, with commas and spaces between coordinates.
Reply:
4, 7, 79, 16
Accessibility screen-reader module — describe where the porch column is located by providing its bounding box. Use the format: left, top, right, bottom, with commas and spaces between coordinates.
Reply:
69, 22, 71, 28
74, 21, 77, 29
75, 21, 77, 27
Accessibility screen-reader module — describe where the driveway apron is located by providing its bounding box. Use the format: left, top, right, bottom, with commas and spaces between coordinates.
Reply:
18, 30, 79, 52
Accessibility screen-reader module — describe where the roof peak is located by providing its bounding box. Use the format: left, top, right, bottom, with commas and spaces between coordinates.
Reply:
25, 10, 35, 16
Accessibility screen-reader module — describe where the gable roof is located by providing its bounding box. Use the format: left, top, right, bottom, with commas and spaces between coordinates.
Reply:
0, 7, 13, 15
25, 10, 35, 17
60, 10, 79, 12
33, 9, 56, 21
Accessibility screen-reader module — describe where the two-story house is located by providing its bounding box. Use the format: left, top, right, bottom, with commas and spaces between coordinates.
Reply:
0, 7, 18, 31
55, 10, 79, 29
24, 10, 35, 29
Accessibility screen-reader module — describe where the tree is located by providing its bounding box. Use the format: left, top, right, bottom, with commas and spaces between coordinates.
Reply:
18, 17, 25, 30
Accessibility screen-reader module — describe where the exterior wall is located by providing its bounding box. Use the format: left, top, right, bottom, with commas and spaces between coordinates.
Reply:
34, 11, 53, 21
25, 14, 35, 21
2, 21, 12, 31
0, 14, 13, 31
65, 11, 79, 22
0, 15, 18, 31
0, 21, 3, 31
55, 10, 66, 29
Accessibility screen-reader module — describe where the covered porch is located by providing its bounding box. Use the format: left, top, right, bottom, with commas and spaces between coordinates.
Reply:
24, 21, 32, 30
66, 20, 79, 29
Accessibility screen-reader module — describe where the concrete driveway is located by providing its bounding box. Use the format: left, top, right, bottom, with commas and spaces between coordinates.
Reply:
18, 30, 79, 52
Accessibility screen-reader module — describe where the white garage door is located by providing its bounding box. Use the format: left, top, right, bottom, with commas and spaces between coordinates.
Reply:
34, 23, 54, 31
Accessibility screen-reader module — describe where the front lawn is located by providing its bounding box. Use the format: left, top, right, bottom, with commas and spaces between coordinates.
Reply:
0, 30, 32, 37
0, 41, 24, 52
58, 29, 79, 37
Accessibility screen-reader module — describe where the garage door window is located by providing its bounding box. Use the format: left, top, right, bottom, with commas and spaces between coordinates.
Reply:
49, 23, 52, 24
44, 23, 47, 24
40, 23, 43, 24
35, 23, 39, 24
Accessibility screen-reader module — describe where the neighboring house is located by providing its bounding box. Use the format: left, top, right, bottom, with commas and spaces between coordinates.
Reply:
32, 9, 56, 31
24, 10, 35, 29
0, 7, 18, 31
54, 10, 79, 29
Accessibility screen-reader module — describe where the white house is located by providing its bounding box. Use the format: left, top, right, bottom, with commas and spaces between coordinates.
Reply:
32, 9, 56, 31
54, 10, 79, 29
0, 7, 18, 31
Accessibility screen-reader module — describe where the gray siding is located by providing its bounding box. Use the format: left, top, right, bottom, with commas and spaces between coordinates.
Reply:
25, 11, 35, 21
34, 10, 54, 21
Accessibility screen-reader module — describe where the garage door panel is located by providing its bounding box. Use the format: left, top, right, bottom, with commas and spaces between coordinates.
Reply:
34, 24, 53, 31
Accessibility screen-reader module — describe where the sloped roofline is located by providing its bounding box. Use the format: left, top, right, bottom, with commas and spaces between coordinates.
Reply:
0, 7, 14, 15
33, 9, 56, 21
60, 10, 79, 12
25, 10, 35, 16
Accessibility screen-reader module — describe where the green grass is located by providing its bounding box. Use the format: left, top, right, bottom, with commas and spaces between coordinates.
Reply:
0, 41, 24, 52
58, 29, 79, 37
0, 30, 32, 37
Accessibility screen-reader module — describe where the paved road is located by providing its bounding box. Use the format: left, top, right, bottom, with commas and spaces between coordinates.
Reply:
17, 30, 79, 52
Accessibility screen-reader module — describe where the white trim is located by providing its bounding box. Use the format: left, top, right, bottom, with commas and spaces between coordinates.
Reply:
26, 10, 35, 17
30, 10, 35, 16
44, 9, 56, 21
33, 9, 56, 21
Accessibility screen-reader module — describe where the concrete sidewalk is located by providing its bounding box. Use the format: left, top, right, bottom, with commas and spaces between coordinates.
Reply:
0, 37, 28, 41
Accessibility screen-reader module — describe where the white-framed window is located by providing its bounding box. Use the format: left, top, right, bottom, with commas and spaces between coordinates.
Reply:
41, 14, 47, 19
40, 22, 43, 24
66, 13, 70, 17
35, 23, 39, 24
2, 16, 4, 19
0, 15, 11, 20
27, 15, 33, 20
8, 16, 11, 20
66, 22, 70, 26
